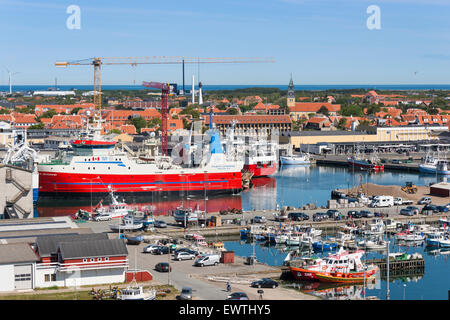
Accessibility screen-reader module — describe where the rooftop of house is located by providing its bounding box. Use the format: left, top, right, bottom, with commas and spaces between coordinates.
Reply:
59, 238, 128, 260
0, 243, 40, 264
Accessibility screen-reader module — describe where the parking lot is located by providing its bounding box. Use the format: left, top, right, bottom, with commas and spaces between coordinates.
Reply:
123, 241, 316, 300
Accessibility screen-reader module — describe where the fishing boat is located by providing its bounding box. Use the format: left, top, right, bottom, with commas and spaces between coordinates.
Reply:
347, 150, 384, 171
117, 284, 156, 300
172, 205, 199, 225
109, 216, 143, 232
280, 153, 311, 165
286, 235, 302, 246
425, 232, 445, 247
192, 234, 208, 247
312, 241, 339, 251
242, 139, 277, 178
399, 231, 425, 242
95, 186, 132, 219
289, 248, 370, 281
357, 238, 387, 250
315, 268, 377, 284
126, 235, 144, 245
438, 237, 450, 248
38, 117, 244, 197
418, 152, 450, 175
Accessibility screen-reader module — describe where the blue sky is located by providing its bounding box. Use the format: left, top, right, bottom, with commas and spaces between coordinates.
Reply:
0, 0, 449, 86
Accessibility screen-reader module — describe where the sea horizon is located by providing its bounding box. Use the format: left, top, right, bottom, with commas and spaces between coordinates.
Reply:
2, 84, 450, 92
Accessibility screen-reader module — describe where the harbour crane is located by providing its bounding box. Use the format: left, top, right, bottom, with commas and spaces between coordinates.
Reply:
55, 56, 275, 112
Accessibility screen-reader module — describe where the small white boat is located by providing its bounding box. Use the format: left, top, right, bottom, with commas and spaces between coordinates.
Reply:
109, 216, 143, 232
280, 153, 311, 165
96, 187, 132, 219
438, 237, 450, 248
117, 285, 156, 300
358, 239, 387, 250
403, 232, 425, 242
286, 235, 301, 246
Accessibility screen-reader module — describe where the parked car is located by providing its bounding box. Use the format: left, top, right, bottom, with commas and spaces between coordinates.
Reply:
394, 197, 413, 206
155, 262, 171, 272
153, 246, 174, 255
93, 213, 112, 221
289, 212, 309, 221
251, 278, 279, 289
418, 197, 432, 205
154, 220, 167, 228
194, 254, 220, 267
405, 206, 420, 215
359, 210, 374, 218
436, 206, 449, 213
421, 205, 439, 215
312, 213, 324, 222
143, 244, 161, 253
226, 292, 249, 300
253, 216, 267, 223
179, 287, 192, 300
174, 251, 196, 261
400, 208, 414, 216
174, 248, 199, 256
347, 210, 360, 219
326, 210, 342, 220
392, 159, 402, 164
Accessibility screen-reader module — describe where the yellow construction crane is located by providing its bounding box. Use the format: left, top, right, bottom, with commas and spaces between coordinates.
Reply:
55, 56, 275, 112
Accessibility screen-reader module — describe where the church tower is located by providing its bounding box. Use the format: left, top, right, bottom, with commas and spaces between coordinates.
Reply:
287, 74, 295, 108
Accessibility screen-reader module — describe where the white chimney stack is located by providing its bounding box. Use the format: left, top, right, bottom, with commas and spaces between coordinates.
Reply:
199, 81, 203, 105
192, 75, 195, 105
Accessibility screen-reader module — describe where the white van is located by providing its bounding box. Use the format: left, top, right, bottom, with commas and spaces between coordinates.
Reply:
194, 254, 220, 267
369, 196, 394, 208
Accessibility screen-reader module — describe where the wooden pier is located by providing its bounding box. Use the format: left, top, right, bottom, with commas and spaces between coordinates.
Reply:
367, 257, 425, 274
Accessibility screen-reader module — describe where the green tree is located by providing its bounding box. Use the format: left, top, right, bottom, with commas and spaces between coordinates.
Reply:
365, 103, 380, 115
0, 109, 11, 114
216, 103, 227, 110
127, 116, 147, 133
227, 108, 238, 115
340, 105, 364, 117
39, 109, 58, 119
71, 107, 82, 114
318, 106, 330, 116
147, 117, 162, 128
28, 123, 45, 130
109, 128, 121, 134
337, 118, 348, 130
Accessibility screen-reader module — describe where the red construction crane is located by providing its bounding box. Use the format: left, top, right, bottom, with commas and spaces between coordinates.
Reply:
142, 81, 170, 156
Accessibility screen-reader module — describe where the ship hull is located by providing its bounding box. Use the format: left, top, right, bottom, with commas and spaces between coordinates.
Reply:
38, 171, 243, 196
280, 156, 310, 165
347, 159, 384, 171
243, 163, 277, 177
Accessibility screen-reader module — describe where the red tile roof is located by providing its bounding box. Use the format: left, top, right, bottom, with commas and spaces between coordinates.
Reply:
289, 102, 341, 113
205, 114, 291, 125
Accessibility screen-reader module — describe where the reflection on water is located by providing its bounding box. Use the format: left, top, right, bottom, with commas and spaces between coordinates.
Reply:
37, 165, 442, 217
225, 233, 449, 300
37, 194, 242, 217
290, 281, 374, 300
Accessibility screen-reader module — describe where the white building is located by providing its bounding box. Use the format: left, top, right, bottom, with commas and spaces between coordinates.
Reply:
0, 243, 39, 291
0, 233, 129, 292
33, 91, 75, 97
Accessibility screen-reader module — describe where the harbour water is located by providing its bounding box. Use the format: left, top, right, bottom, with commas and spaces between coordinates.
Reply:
36, 165, 449, 300
224, 237, 450, 300
37, 165, 443, 217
